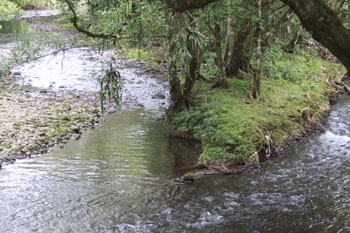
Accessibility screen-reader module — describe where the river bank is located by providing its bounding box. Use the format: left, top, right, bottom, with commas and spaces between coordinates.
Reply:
168, 47, 348, 175
0, 80, 100, 166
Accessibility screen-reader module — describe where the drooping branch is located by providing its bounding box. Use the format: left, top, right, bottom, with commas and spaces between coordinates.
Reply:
64, 0, 120, 39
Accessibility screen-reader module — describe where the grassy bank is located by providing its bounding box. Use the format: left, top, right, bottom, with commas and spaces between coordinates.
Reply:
168, 47, 345, 168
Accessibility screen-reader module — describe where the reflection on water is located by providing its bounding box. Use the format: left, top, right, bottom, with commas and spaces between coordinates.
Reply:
0, 10, 60, 45
0, 20, 29, 34
0, 110, 200, 233
0, 20, 31, 45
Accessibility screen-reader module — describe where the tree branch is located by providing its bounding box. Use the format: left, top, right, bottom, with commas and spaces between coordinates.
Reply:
64, 0, 120, 39
281, 0, 350, 70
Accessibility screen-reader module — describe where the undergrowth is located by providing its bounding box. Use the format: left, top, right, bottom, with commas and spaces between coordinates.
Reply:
169, 47, 344, 165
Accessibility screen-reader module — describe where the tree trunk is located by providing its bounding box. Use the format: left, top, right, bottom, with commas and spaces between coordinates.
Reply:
224, 0, 235, 64
169, 41, 185, 112
281, 0, 350, 71
225, 21, 252, 78
213, 22, 229, 88
251, 0, 262, 100
184, 16, 201, 94
283, 26, 302, 54
168, 13, 201, 112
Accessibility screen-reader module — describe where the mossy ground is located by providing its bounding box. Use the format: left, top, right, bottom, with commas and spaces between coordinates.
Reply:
169, 48, 345, 166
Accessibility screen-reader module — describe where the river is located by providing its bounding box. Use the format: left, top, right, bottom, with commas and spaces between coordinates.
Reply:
0, 11, 349, 233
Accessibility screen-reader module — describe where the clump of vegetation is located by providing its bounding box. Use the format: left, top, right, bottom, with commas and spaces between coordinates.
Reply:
0, 144, 11, 149
97, 59, 123, 113
169, 47, 343, 165
27, 143, 40, 152
184, 172, 195, 182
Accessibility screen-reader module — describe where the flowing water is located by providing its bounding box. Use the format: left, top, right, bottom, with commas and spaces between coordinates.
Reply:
1, 11, 350, 233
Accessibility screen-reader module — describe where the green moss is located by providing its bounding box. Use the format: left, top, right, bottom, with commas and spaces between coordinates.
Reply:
58, 114, 70, 121
62, 103, 72, 111
72, 93, 80, 99
169, 48, 343, 165
153, 92, 166, 99
72, 114, 88, 123
0, 144, 11, 149
13, 122, 21, 130
54, 123, 68, 137
49, 132, 57, 138
91, 108, 99, 114
27, 143, 40, 151
20, 85, 34, 91
13, 146, 24, 153
13, 122, 21, 127
38, 137, 47, 144
38, 123, 49, 127
39, 89, 48, 93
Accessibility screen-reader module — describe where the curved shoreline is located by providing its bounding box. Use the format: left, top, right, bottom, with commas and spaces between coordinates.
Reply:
171, 73, 350, 181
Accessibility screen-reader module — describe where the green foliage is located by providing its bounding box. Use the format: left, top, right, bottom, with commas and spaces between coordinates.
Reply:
0, 143, 11, 149
0, 0, 21, 21
183, 172, 195, 181
67, 0, 166, 49
26, 143, 40, 151
169, 11, 205, 73
13, 0, 56, 9
263, 46, 329, 82
127, 48, 148, 59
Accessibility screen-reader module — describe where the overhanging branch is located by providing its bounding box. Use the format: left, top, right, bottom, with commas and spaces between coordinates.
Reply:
64, 0, 120, 40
